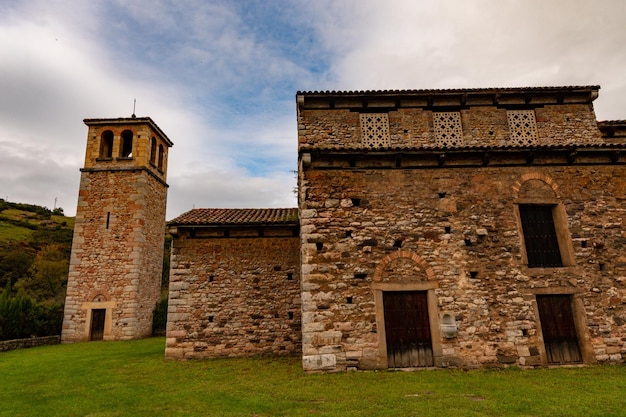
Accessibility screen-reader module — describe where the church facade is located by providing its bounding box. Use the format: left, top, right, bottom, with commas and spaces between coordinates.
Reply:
64, 85, 626, 372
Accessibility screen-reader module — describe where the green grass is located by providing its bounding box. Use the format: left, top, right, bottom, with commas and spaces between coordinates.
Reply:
1, 338, 624, 417
0, 221, 33, 241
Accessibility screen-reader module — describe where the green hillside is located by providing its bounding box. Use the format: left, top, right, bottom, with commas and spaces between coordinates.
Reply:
0, 199, 74, 340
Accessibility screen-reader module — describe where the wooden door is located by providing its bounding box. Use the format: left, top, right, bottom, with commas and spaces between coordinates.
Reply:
90, 309, 106, 341
383, 291, 433, 367
536, 295, 582, 364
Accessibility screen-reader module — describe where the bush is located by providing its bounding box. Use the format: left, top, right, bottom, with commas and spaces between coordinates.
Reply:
0, 286, 63, 340
152, 295, 168, 336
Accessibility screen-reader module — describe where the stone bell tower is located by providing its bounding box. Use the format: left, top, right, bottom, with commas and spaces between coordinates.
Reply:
62, 117, 173, 342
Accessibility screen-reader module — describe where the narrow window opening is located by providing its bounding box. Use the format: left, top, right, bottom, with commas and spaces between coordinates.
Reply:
150, 137, 157, 164
345, 231, 352, 238
106, 212, 110, 229
393, 239, 403, 248
316, 242, 323, 251
100, 131, 114, 158
354, 273, 367, 279
346, 297, 353, 304
287, 272, 293, 281
581, 240, 587, 248
288, 311, 294, 320
438, 191, 447, 198
351, 198, 361, 207
208, 316, 214, 323
444, 226, 451, 233
209, 275, 214, 282
158, 144, 165, 170
274, 266, 282, 271
120, 130, 133, 158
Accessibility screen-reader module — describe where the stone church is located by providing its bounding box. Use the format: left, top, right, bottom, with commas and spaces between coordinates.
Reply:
62, 85, 626, 372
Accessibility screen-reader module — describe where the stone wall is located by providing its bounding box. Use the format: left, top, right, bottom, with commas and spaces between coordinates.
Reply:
0, 336, 61, 352
165, 226, 301, 359
297, 88, 626, 372
299, 162, 626, 371
62, 169, 167, 342
298, 104, 601, 149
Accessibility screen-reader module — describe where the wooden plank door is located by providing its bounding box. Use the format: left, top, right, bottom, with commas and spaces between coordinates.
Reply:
383, 291, 433, 368
90, 309, 106, 341
536, 295, 582, 364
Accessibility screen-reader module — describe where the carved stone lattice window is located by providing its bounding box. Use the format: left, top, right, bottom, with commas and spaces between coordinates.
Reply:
360, 113, 390, 148
507, 110, 538, 145
434, 112, 463, 146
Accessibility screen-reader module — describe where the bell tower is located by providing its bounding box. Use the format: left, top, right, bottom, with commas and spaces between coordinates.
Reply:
62, 117, 173, 342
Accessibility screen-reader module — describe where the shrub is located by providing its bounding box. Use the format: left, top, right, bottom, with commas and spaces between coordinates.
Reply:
0, 286, 63, 340
152, 295, 168, 336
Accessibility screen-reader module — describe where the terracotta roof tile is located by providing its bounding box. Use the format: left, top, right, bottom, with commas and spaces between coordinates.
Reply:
298, 143, 626, 153
169, 208, 298, 226
296, 85, 600, 96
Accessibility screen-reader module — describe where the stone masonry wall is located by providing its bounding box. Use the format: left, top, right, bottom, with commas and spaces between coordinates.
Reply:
299, 162, 626, 371
165, 227, 301, 359
297, 103, 602, 149
62, 169, 166, 342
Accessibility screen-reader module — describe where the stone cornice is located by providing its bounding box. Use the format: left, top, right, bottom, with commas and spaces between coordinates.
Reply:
299, 144, 626, 169
80, 166, 169, 187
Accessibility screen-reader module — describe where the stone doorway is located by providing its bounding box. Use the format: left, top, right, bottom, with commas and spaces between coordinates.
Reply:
383, 291, 434, 367
536, 294, 582, 364
90, 309, 106, 341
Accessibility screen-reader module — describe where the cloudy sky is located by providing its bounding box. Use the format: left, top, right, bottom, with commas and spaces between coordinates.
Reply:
1, 0, 625, 218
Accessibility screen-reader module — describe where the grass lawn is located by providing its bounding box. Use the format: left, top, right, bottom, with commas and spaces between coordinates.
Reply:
0, 338, 624, 417
0, 221, 33, 241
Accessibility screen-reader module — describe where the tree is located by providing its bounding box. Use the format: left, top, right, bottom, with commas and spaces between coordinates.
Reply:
15, 244, 68, 303
0, 248, 34, 289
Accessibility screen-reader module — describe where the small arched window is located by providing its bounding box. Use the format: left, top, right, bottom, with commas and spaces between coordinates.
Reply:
120, 130, 133, 158
100, 130, 114, 158
150, 137, 157, 164
158, 144, 164, 171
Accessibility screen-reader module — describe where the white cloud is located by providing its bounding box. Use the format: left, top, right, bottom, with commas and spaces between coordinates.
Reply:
1, 0, 625, 219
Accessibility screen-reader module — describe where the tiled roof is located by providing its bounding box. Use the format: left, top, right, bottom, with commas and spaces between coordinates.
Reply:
169, 208, 298, 226
299, 143, 626, 153
296, 85, 600, 96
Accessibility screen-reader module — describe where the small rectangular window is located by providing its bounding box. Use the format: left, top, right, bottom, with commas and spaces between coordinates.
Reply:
519, 204, 563, 267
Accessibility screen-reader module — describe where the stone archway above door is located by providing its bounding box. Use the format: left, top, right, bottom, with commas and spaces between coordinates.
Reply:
373, 251, 436, 283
